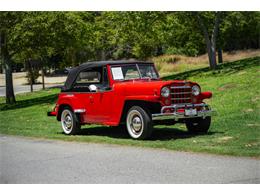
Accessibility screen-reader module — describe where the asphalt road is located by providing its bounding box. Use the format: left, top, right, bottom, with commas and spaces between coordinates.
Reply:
0, 84, 61, 97
0, 135, 259, 184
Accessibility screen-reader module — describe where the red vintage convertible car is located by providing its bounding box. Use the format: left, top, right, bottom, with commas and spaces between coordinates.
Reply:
48, 60, 214, 139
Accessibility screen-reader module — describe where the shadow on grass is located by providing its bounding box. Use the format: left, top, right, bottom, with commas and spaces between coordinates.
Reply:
60, 125, 221, 141
0, 94, 58, 111
163, 57, 259, 80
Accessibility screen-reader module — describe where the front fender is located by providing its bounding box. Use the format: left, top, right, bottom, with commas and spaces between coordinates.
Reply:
198, 91, 212, 101
115, 95, 161, 125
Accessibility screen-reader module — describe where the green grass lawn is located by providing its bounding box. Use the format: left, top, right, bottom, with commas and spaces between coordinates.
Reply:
1, 57, 260, 157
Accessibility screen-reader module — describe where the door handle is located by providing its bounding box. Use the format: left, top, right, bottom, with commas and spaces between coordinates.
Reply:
89, 96, 94, 103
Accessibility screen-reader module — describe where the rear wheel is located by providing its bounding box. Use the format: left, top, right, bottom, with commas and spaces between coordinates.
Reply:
126, 106, 152, 140
61, 108, 80, 135
185, 116, 211, 134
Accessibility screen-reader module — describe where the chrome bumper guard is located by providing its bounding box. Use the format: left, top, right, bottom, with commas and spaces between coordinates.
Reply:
152, 103, 215, 121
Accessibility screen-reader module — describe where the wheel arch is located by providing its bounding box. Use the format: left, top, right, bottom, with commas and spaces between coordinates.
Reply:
57, 104, 72, 121
57, 95, 85, 121
119, 100, 161, 124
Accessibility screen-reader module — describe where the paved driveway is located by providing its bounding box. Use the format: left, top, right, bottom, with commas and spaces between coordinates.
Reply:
0, 72, 66, 96
0, 84, 61, 97
0, 135, 259, 184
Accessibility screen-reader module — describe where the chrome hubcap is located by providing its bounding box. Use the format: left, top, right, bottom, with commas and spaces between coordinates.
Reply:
132, 116, 142, 132
127, 110, 144, 137
64, 115, 72, 128
61, 110, 73, 133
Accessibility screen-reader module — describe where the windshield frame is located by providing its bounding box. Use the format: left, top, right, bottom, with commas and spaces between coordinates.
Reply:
110, 63, 159, 81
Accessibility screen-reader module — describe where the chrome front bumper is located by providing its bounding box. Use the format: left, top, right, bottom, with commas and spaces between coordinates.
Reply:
152, 103, 215, 121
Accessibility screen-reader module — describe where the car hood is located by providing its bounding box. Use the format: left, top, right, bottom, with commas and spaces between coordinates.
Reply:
113, 79, 194, 96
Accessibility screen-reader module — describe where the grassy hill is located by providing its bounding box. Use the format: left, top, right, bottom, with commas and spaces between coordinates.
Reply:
0, 56, 259, 157
153, 49, 260, 77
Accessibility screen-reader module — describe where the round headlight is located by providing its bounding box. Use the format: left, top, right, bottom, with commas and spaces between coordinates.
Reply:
192, 85, 201, 96
161, 87, 170, 98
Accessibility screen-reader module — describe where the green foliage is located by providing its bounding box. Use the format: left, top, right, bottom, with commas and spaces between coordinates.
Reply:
25, 68, 40, 84
91, 12, 166, 60
165, 46, 199, 56
7, 12, 95, 67
220, 12, 260, 51
162, 12, 204, 56
1, 11, 259, 67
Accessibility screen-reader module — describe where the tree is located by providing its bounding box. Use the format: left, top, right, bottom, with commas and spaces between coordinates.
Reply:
1, 11, 258, 99
221, 12, 260, 51
196, 12, 222, 69
9, 12, 62, 91
162, 12, 205, 56
170, 12, 222, 69
48, 12, 95, 66
0, 31, 16, 104
0, 12, 25, 104
9, 12, 95, 91
92, 12, 166, 60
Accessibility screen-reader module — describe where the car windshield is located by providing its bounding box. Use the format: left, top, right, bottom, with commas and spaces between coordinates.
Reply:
111, 64, 159, 80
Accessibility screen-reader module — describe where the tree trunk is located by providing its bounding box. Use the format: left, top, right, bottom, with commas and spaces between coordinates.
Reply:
205, 36, 216, 69
1, 31, 16, 104
218, 47, 223, 63
210, 44, 217, 69
28, 60, 33, 92
197, 12, 221, 70
30, 77, 33, 92
41, 66, 45, 90
5, 63, 16, 104
101, 50, 106, 60
211, 12, 221, 69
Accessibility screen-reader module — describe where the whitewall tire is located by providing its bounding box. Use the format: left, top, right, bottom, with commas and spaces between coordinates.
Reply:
61, 108, 80, 135
126, 106, 152, 140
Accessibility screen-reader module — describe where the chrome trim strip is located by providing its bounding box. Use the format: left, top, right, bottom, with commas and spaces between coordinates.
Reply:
74, 109, 86, 113
152, 103, 214, 121
160, 103, 207, 113
152, 109, 216, 121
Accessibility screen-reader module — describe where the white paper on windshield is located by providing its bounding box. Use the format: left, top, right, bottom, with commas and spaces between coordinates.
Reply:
111, 67, 124, 80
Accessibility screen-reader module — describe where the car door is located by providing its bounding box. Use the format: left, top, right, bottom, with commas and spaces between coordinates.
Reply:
97, 67, 114, 122
92, 66, 114, 122
71, 67, 103, 123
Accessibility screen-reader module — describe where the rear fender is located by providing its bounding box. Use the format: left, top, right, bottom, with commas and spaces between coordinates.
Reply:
56, 94, 85, 121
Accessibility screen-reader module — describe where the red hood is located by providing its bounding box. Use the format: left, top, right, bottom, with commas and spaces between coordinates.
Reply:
113, 79, 196, 96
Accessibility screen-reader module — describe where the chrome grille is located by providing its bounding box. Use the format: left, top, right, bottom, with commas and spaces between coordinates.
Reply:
170, 85, 192, 104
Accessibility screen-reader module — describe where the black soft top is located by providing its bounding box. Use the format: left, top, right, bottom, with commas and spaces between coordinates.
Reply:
63, 60, 153, 91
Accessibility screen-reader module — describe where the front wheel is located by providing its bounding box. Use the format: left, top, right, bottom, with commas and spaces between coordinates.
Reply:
61, 108, 80, 135
185, 116, 211, 134
126, 106, 152, 140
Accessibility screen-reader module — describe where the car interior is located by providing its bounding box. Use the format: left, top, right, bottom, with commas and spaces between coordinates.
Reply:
72, 66, 110, 92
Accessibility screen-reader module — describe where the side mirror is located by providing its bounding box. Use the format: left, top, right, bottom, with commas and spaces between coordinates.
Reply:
89, 84, 97, 92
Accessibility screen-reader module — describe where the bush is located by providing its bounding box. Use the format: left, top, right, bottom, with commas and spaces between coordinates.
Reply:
165, 45, 199, 57
26, 68, 40, 84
